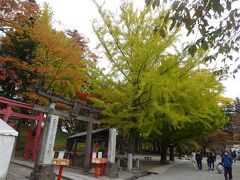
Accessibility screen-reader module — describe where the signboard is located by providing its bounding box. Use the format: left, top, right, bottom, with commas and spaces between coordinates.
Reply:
92, 152, 97, 158
91, 158, 108, 164
58, 151, 65, 159
98, 152, 102, 158
52, 158, 70, 166
92, 152, 97, 163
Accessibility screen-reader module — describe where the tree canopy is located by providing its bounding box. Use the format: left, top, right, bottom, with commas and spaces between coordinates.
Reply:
146, 0, 240, 75
0, 1, 96, 102
0, 0, 230, 150
92, 0, 227, 153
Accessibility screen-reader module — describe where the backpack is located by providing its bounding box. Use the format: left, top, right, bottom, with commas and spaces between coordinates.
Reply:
223, 155, 233, 167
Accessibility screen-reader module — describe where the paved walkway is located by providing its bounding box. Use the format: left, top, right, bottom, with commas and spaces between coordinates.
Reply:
139, 158, 240, 180
8, 157, 240, 180
9, 159, 142, 180
7, 163, 32, 180
8, 159, 100, 180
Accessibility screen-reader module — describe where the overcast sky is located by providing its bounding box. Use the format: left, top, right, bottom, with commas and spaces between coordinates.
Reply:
36, 0, 240, 99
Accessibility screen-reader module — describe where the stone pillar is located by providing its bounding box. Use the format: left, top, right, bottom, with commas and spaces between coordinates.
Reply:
127, 154, 133, 171
107, 128, 117, 163
30, 102, 59, 180
83, 113, 93, 172
104, 128, 118, 178
136, 159, 140, 168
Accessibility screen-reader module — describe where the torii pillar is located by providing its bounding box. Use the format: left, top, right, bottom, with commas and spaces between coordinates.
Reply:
83, 113, 93, 172
30, 102, 59, 180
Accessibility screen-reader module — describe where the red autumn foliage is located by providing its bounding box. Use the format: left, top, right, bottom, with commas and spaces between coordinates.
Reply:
77, 91, 103, 103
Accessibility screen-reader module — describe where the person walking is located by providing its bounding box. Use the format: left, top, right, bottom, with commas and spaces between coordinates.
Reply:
195, 151, 203, 170
191, 152, 196, 169
212, 150, 217, 162
207, 152, 211, 171
210, 152, 215, 171
207, 152, 215, 171
222, 151, 233, 180
232, 150, 237, 163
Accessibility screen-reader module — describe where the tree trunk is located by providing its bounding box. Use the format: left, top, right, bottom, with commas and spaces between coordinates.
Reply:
169, 144, 175, 161
139, 137, 142, 153
160, 144, 169, 165
119, 135, 125, 155
128, 128, 136, 154
177, 146, 182, 159
135, 132, 139, 153
153, 139, 157, 152
157, 141, 161, 152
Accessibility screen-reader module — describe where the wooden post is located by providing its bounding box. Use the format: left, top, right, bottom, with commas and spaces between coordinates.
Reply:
32, 112, 44, 161
94, 164, 99, 177
83, 113, 93, 172
24, 129, 33, 160
72, 139, 77, 166
58, 165, 63, 180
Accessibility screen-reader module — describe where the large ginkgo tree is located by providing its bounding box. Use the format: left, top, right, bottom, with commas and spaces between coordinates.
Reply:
91, 0, 227, 157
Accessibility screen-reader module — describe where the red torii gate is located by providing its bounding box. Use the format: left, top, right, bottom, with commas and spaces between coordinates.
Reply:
0, 96, 44, 161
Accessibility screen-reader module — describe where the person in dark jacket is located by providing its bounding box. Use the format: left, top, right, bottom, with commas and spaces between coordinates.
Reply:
222, 151, 233, 180
210, 152, 215, 170
207, 152, 215, 171
195, 151, 203, 170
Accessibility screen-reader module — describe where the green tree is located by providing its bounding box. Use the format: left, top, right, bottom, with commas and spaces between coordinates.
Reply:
134, 53, 227, 163
92, 1, 226, 155
146, 0, 240, 75
92, 0, 179, 153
